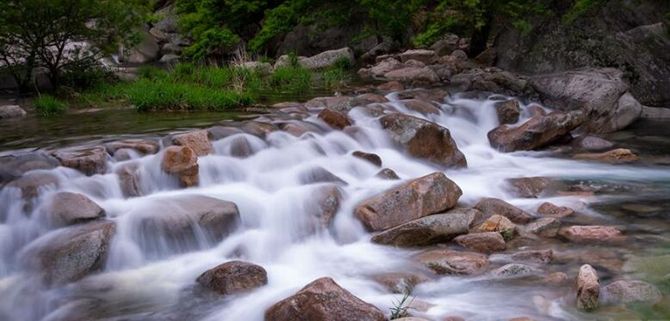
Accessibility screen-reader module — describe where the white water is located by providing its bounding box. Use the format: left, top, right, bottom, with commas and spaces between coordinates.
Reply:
1, 92, 669, 321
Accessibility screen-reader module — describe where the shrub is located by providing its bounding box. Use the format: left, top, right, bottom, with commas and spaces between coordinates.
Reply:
34, 95, 68, 116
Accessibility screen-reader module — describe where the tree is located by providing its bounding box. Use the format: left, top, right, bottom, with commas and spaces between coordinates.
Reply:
0, 0, 151, 92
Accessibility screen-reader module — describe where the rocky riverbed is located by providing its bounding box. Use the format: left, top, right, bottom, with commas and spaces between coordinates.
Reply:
2, 49, 670, 320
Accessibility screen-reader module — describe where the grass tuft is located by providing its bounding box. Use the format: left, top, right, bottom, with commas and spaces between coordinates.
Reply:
34, 94, 68, 116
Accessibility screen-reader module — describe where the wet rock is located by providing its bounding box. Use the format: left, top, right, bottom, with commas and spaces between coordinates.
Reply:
318, 108, 351, 129
0, 105, 27, 118
491, 263, 539, 279
576, 264, 600, 311
369, 58, 403, 78
601, 280, 662, 305
454, 232, 506, 254
306, 185, 343, 228
474, 48, 497, 67
24, 220, 115, 285
372, 272, 428, 293
105, 140, 159, 157
537, 203, 573, 219
399, 49, 437, 64
571, 136, 615, 152
384, 67, 440, 84
6, 172, 59, 200
53, 146, 108, 176
507, 177, 563, 198
48, 192, 105, 226
304, 96, 352, 111
488, 111, 584, 152
377, 81, 404, 91
559, 225, 623, 243
375, 168, 400, 180
495, 99, 521, 124
172, 130, 212, 157
426, 64, 454, 81
379, 113, 466, 168
573, 148, 638, 164
196, 260, 268, 295
473, 198, 532, 224
265, 277, 385, 321
207, 126, 244, 140
401, 99, 441, 115
299, 166, 347, 185
431, 35, 459, 56
476, 214, 517, 235
355, 172, 462, 231
161, 146, 199, 187
116, 163, 141, 198
371, 213, 471, 246
396, 88, 450, 102
0, 153, 60, 184
451, 49, 468, 60
524, 217, 561, 237
511, 249, 553, 264
414, 249, 489, 275
241, 121, 278, 138
352, 93, 389, 106
544, 272, 569, 285
405, 59, 426, 68
352, 151, 382, 167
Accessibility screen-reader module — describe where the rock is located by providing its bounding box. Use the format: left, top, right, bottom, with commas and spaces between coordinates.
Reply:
0, 153, 60, 184
305, 185, 343, 229
241, 121, 278, 137
372, 272, 428, 293
396, 88, 450, 102
430, 36, 460, 56
0, 105, 27, 118
451, 49, 468, 60
370, 58, 403, 78
544, 272, 569, 285
537, 202, 574, 218
473, 198, 532, 224
123, 29, 160, 64
48, 192, 105, 226
559, 225, 623, 243
426, 64, 454, 80
375, 168, 400, 180
576, 264, 600, 311
414, 249, 489, 275
352, 151, 382, 167
161, 43, 182, 55
172, 130, 213, 157
495, 99, 521, 124
161, 146, 199, 187
529, 68, 641, 133
371, 213, 471, 247
454, 232, 506, 254
399, 49, 437, 64
511, 249, 553, 264
355, 172, 462, 231
23, 220, 115, 285
318, 108, 351, 129
159, 54, 180, 64
265, 277, 385, 321
105, 140, 159, 157
6, 172, 59, 200
601, 280, 662, 305
379, 113, 466, 168
377, 81, 404, 91
491, 263, 539, 279
238, 61, 273, 75
474, 48, 497, 66
196, 261, 268, 295
135, 195, 240, 250
304, 96, 352, 111
352, 93, 389, 106
116, 162, 141, 198
507, 177, 563, 198
524, 217, 561, 237
53, 146, 108, 176
404, 59, 426, 68
487, 111, 584, 152
571, 136, 615, 152
299, 166, 346, 185
401, 99, 441, 115
573, 148, 639, 164
476, 215, 517, 235
384, 67, 440, 84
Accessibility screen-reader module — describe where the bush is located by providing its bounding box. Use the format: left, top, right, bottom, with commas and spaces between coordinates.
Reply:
34, 95, 68, 116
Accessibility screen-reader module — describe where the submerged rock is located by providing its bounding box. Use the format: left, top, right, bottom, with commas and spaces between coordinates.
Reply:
371, 213, 471, 246
196, 261, 268, 295
171, 130, 212, 157
454, 232, 506, 254
105, 140, 159, 157
401, 99, 441, 115
116, 162, 141, 197
491, 263, 539, 279
571, 136, 615, 152
53, 146, 108, 176
372, 272, 429, 294
305, 185, 343, 229
379, 113, 466, 168
524, 217, 561, 237
48, 192, 105, 226
377, 80, 404, 91
476, 214, 517, 235
573, 148, 639, 164
414, 249, 489, 275
7, 172, 60, 200
161, 146, 199, 187
601, 280, 662, 305
265, 277, 385, 321
375, 168, 400, 180
576, 264, 600, 311
352, 151, 382, 167
507, 177, 563, 198
0, 152, 60, 184
488, 111, 584, 152
511, 249, 553, 264
473, 198, 533, 224
559, 225, 623, 243
355, 172, 462, 231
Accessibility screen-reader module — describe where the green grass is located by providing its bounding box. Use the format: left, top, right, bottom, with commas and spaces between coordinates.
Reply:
34, 94, 68, 116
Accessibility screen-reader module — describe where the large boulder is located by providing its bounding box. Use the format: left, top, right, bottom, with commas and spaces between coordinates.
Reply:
123, 29, 160, 64
172, 130, 213, 157
576, 264, 600, 311
529, 68, 641, 133
384, 67, 440, 84
371, 212, 471, 246
379, 113, 466, 168
281, 48, 355, 70
473, 198, 533, 224
355, 172, 462, 231
196, 260, 268, 295
0, 152, 60, 184
0, 105, 27, 119
487, 110, 584, 152
53, 146, 108, 176
601, 280, 662, 305
414, 249, 489, 275
47, 192, 105, 226
265, 277, 385, 321
22, 220, 115, 285
161, 146, 199, 187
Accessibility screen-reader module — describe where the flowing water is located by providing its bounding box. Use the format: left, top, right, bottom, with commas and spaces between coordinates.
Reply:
0, 91, 669, 321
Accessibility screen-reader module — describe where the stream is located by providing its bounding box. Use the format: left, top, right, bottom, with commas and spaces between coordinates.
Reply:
1, 90, 669, 320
